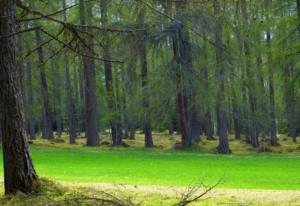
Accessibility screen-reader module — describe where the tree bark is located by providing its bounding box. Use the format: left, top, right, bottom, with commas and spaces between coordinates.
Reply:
202, 34, 214, 140
35, 29, 54, 140
137, 6, 154, 148
122, 69, 129, 139
240, 0, 259, 149
266, 31, 278, 146
24, 31, 36, 139
0, 0, 38, 194
25, 53, 36, 139
172, 30, 189, 148
297, 0, 300, 34
283, 65, 296, 141
79, 0, 99, 146
101, 0, 123, 146
213, 0, 230, 154
173, 1, 200, 148
63, 0, 77, 144
51, 59, 63, 137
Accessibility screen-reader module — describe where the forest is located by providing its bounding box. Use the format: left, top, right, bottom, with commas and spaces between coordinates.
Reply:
0, 0, 300, 205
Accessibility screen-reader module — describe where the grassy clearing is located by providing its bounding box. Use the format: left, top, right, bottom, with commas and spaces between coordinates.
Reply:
0, 133, 300, 205
15, 146, 300, 190
1, 133, 300, 190
0, 179, 299, 206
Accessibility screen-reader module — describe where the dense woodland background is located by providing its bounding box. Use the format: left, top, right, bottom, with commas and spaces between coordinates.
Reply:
2, 0, 300, 154
2, 0, 300, 201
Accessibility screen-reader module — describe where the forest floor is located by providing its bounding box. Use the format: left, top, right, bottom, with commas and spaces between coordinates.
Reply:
0, 132, 300, 205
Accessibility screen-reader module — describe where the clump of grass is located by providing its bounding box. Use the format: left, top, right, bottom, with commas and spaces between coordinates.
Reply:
0, 178, 67, 206
0, 178, 139, 206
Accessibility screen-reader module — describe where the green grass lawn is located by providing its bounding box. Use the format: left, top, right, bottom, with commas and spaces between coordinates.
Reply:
1, 144, 300, 190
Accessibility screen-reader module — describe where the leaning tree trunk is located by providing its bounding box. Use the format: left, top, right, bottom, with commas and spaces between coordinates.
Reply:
214, 0, 230, 154
79, 0, 99, 146
63, 0, 77, 144
0, 0, 38, 194
100, 0, 123, 146
35, 29, 54, 140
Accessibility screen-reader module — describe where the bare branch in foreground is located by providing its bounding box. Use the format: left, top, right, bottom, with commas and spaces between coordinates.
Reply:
173, 178, 223, 206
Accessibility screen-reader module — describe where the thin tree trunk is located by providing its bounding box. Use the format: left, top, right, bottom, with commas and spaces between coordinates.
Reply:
0, 0, 38, 194
172, 30, 189, 148
78, 62, 85, 133
73, 62, 81, 133
121, 67, 129, 139
63, 0, 77, 144
214, 0, 230, 154
35, 29, 54, 139
79, 0, 99, 146
100, 0, 122, 146
25, 59, 36, 139
51, 59, 63, 137
297, 0, 300, 34
203, 34, 214, 140
281, 20, 297, 142
138, 6, 153, 148
174, 1, 200, 147
256, 34, 268, 138
241, 0, 259, 148
266, 31, 278, 146
283, 65, 297, 141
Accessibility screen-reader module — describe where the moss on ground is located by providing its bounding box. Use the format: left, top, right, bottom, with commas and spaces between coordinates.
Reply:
30, 132, 300, 155
0, 179, 299, 205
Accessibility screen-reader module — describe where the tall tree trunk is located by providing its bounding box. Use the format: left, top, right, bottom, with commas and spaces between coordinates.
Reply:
256, 34, 268, 138
78, 62, 85, 133
281, 19, 296, 141
100, 0, 123, 146
121, 68, 129, 139
126, 58, 137, 140
202, 35, 214, 140
25, 58, 36, 139
79, 0, 99, 146
0, 0, 38, 194
63, 0, 77, 144
73, 62, 81, 133
297, 0, 300, 34
240, 0, 259, 148
35, 30, 54, 139
138, 6, 153, 148
213, 0, 230, 154
266, 31, 278, 146
51, 59, 63, 137
172, 30, 189, 148
174, 1, 200, 147
283, 65, 296, 141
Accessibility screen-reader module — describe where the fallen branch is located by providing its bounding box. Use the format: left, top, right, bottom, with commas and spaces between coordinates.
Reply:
173, 178, 223, 206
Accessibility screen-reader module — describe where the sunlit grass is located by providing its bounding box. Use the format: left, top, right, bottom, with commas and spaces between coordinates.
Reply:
1, 133, 300, 190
